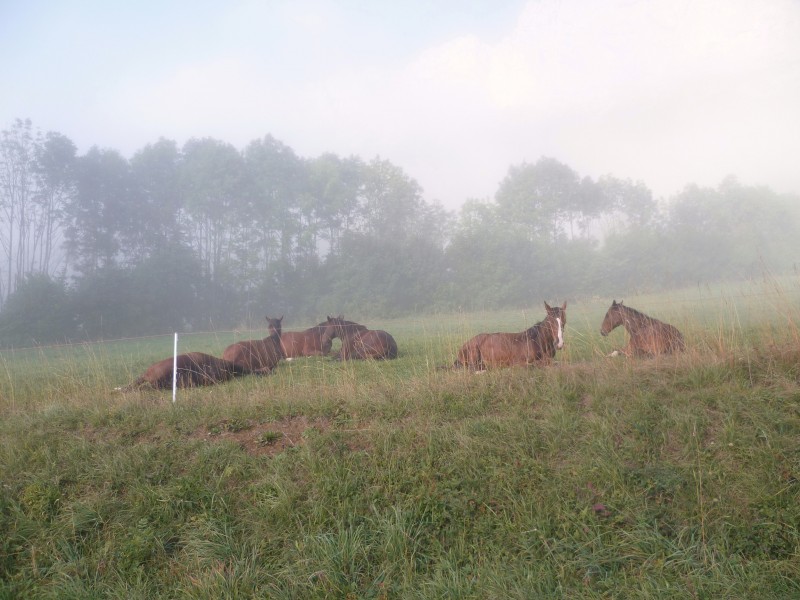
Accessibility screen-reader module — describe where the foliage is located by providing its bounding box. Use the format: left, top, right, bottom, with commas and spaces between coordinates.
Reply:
0, 273, 73, 346
2, 118, 800, 345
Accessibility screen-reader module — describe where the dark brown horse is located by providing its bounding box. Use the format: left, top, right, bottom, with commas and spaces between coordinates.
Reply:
222, 316, 285, 374
280, 319, 337, 359
454, 302, 567, 371
320, 316, 398, 360
600, 300, 684, 357
122, 352, 249, 390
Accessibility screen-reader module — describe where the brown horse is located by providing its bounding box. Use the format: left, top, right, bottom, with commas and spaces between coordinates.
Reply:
280, 319, 337, 359
600, 300, 684, 357
121, 352, 249, 390
222, 316, 285, 374
320, 316, 398, 360
454, 302, 567, 371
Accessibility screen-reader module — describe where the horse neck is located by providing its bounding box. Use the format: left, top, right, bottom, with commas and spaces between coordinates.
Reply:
338, 326, 359, 341
340, 322, 367, 335
525, 319, 553, 342
619, 305, 652, 331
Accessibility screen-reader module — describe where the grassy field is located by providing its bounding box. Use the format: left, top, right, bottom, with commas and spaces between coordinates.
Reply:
1, 277, 799, 598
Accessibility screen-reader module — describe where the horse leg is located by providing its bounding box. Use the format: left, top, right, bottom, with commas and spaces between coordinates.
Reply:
608, 345, 631, 358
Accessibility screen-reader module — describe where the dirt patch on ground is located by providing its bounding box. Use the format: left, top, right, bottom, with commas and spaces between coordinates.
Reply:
192, 416, 333, 456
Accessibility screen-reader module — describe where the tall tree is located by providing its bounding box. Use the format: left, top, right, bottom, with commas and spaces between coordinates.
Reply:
128, 138, 183, 257
64, 147, 132, 275
0, 119, 36, 301
31, 131, 76, 276
495, 157, 584, 243
596, 175, 657, 232
357, 157, 425, 239
304, 153, 363, 256
179, 138, 246, 283
242, 135, 306, 280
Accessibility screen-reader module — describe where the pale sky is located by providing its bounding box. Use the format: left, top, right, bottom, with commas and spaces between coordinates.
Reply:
2, 0, 799, 210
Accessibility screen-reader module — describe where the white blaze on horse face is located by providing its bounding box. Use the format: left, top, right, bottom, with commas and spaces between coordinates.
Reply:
556, 317, 564, 349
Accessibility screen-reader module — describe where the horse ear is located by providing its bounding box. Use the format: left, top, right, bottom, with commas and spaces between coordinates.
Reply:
544, 301, 552, 310
561, 301, 567, 309
612, 299, 617, 306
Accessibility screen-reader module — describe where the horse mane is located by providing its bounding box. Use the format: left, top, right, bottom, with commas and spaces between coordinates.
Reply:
329, 316, 367, 331
617, 303, 662, 325
523, 320, 547, 341
337, 321, 368, 337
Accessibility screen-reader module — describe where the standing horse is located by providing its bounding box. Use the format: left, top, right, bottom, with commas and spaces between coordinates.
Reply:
121, 352, 249, 390
600, 300, 684, 357
222, 316, 285, 374
320, 316, 398, 360
454, 302, 567, 371
280, 319, 337, 359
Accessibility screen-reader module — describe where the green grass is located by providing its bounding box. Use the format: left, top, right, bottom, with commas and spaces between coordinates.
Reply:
1, 277, 799, 597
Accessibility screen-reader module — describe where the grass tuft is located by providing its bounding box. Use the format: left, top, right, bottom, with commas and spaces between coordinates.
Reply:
1, 278, 800, 596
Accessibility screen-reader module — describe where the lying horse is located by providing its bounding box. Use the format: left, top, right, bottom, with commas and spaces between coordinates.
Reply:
280, 319, 335, 359
121, 352, 249, 390
222, 316, 285, 374
320, 316, 398, 360
454, 301, 567, 371
600, 300, 684, 357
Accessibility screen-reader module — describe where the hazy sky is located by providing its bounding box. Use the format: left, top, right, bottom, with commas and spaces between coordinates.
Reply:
2, 0, 799, 209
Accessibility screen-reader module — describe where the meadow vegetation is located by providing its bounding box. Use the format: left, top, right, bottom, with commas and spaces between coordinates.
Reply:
1, 278, 799, 598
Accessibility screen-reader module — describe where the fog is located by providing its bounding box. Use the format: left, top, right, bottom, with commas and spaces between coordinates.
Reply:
2, 0, 799, 209
2, 1, 800, 345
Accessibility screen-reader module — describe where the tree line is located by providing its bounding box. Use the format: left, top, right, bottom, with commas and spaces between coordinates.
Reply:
1, 117, 798, 346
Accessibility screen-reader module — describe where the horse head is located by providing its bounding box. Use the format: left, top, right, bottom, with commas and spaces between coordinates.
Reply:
600, 300, 623, 336
266, 315, 283, 338
320, 316, 344, 347
321, 316, 368, 347
544, 301, 567, 349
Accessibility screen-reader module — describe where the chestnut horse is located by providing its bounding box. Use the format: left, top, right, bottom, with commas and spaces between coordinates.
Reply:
600, 300, 684, 357
454, 302, 567, 371
121, 352, 249, 390
280, 319, 337, 359
222, 316, 285, 374
320, 316, 398, 360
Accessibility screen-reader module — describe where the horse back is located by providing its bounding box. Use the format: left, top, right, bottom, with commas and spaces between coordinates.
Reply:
455, 333, 488, 369
280, 329, 330, 358
135, 352, 242, 389
478, 332, 544, 368
222, 337, 283, 373
341, 329, 397, 360
631, 321, 685, 356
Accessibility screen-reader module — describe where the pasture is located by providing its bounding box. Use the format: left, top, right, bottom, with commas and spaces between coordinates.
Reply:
1, 277, 799, 598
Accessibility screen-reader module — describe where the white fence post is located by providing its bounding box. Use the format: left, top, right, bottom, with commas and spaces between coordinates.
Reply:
172, 333, 178, 404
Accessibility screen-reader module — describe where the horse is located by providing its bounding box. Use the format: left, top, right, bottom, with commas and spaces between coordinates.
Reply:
222, 316, 285, 374
320, 316, 398, 360
454, 301, 567, 371
121, 352, 249, 391
600, 300, 684, 357
279, 319, 335, 359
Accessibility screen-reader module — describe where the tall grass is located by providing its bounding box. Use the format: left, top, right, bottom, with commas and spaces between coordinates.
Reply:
1, 276, 799, 597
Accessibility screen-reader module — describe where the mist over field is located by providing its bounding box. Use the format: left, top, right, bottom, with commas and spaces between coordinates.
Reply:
2, 7, 800, 596
2, 0, 800, 346
1, 118, 799, 347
